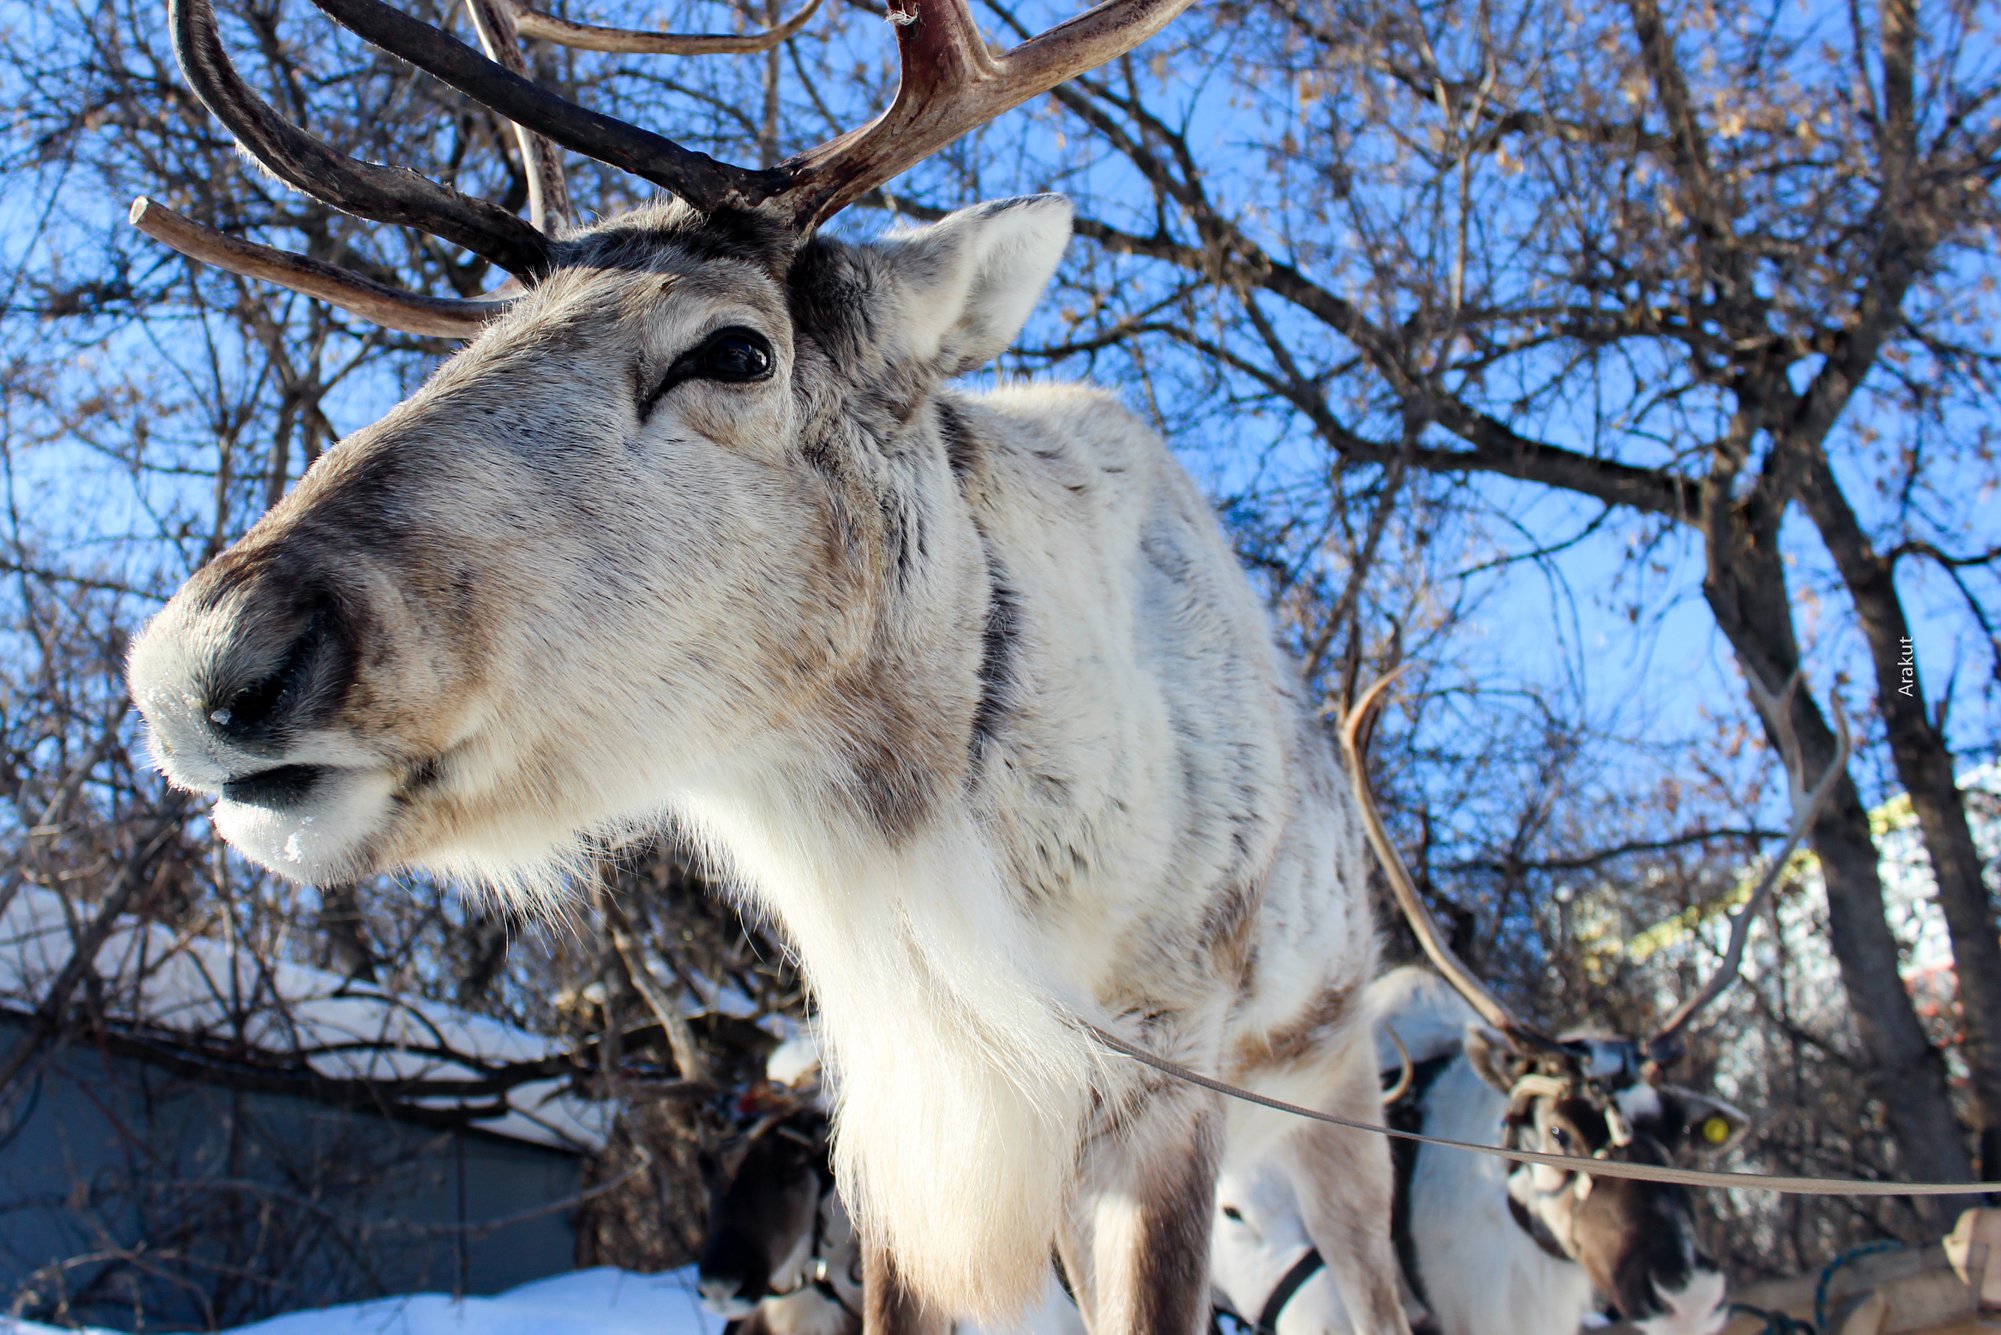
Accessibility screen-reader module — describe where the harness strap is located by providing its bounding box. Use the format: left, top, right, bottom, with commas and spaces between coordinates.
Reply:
1386, 1053, 1458, 1311
1504, 1191, 1572, 1263
1084, 1022, 1989, 1197
1254, 1248, 1326, 1334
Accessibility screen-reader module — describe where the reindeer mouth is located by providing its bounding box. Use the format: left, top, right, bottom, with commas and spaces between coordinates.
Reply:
222, 763, 331, 808
211, 763, 399, 882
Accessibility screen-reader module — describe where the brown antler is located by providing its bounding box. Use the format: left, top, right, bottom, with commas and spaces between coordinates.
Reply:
138, 0, 1192, 332
463, 0, 573, 235
130, 199, 508, 337
1647, 676, 1853, 1061
1341, 674, 1560, 1051
770, 0, 1195, 229
137, 0, 550, 335
307, 0, 1192, 227
167, 0, 552, 274
511, 0, 825, 55
308, 0, 771, 206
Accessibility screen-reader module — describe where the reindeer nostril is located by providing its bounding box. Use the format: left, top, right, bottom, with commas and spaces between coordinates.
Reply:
215, 669, 288, 735
210, 616, 334, 737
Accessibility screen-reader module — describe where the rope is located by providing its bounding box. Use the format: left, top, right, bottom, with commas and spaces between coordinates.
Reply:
1083, 1023, 1993, 1198
1813, 1241, 1901, 1331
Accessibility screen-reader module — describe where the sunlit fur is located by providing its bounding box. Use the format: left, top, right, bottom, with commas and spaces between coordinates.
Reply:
127, 196, 1401, 1330
1368, 969, 1733, 1335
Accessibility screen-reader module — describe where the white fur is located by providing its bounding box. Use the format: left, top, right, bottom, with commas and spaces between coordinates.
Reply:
1375, 969, 1596, 1335
1210, 1165, 1357, 1334
1639, 1271, 1728, 1335
211, 767, 396, 873
128, 197, 1398, 1330
1401, 1045, 1595, 1335
883, 197, 1075, 371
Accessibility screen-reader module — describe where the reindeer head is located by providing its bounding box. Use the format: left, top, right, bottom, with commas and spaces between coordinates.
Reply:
124, 0, 1190, 893
1460, 1027, 1746, 1331
1210, 1165, 1352, 1335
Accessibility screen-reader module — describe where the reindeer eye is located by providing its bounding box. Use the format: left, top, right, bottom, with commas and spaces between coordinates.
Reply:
644, 327, 775, 416
1550, 1126, 1573, 1151
691, 328, 774, 383
1221, 1205, 1244, 1222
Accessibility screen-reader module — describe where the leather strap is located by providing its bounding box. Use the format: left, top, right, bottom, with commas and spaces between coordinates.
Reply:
1253, 1248, 1326, 1334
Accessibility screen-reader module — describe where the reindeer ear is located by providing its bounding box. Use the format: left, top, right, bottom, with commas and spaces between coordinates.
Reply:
879, 195, 1072, 375
1660, 1086, 1750, 1155
1463, 1023, 1536, 1093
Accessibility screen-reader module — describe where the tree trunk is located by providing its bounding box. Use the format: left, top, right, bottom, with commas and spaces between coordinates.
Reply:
1702, 504, 1976, 1220
1799, 455, 2001, 1179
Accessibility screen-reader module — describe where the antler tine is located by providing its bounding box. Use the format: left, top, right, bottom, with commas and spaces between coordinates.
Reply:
1648, 678, 1855, 1059
300, 0, 1190, 229
1341, 674, 1560, 1050
131, 198, 509, 338
511, 0, 825, 56
777, 0, 1195, 230
463, 0, 572, 234
166, 0, 551, 277
309, 0, 781, 210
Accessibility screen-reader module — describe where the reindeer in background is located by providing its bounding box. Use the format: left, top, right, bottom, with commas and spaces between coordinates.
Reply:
1266, 675, 1852, 1335
696, 1043, 1085, 1335
123, 2, 1414, 1330
697, 1077, 860, 1335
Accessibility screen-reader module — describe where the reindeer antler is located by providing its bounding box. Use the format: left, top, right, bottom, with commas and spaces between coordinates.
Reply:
509, 0, 825, 55
1341, 674, 1561, 1052
1646, 676, 1853, 1064
134, 0, 1193, 335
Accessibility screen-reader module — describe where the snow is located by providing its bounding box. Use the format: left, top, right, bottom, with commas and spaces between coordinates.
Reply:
0, 1268, 727, 1335
0, 884, 611, 1151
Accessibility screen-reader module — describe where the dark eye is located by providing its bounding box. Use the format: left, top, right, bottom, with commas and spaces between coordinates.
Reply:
1550, 1126, 1573, 1151
643, 327, 775, 415
691, 328, 774, 383
1221, 1205, 1244, 1222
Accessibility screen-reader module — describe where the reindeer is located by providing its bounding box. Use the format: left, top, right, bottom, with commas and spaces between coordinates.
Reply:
697, 1095, 1089, 1335
1209, 1161, 1356, 1335
122, 3, 1414, 1330
1317, 676, 1851, 1335
698, 1102, 863, 1335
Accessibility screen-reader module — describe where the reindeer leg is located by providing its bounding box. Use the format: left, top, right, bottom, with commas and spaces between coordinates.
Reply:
1079, 1084, 1222, 1335
1053, 1205, 1099, 1335
862, 1241, 951, 1335
1277, 1041, 1414, 1335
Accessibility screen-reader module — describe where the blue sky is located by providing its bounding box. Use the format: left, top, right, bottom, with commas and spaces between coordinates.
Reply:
2, 0, 1994, 866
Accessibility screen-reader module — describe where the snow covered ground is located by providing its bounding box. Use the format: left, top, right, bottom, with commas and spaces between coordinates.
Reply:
0, 1268, 727, 1335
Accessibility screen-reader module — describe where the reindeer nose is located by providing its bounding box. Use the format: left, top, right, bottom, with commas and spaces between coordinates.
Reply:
203, 612, 340, 741
128, 556, 353, 789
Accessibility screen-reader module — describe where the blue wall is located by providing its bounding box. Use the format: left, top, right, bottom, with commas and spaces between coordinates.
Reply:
0, 1014, 584, 1330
